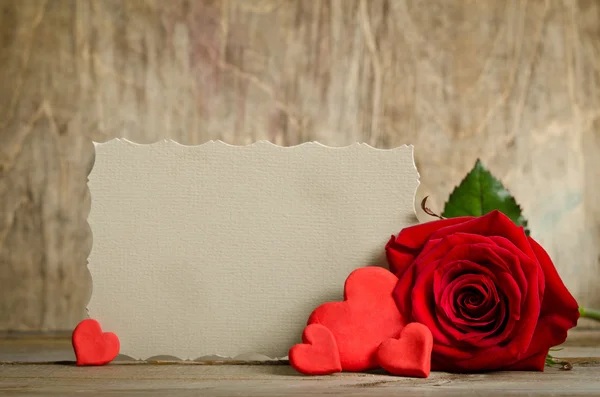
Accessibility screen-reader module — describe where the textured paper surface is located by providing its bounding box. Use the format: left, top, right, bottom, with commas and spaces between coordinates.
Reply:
87, 140, 419, 360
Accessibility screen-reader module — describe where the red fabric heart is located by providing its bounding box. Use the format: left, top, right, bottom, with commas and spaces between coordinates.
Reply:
376, 322, 433, 378
307, 266, 405, 371
289, 323, 342, 375
72, 319, 120, 366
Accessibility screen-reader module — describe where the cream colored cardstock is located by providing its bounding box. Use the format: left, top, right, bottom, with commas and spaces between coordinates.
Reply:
87, 140, 419, 360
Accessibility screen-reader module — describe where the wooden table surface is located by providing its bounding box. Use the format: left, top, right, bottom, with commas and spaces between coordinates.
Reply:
1, 331, 600, 396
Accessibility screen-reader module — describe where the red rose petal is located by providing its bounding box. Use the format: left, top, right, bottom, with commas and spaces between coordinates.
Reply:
503, 351, 547, 371
393, 262, 419, 325
432, 244, 528, 348
435, 276, 512, 347
437, 243, 511, 273
511, 313, 575, 370
489, 236, 540, 300
529, 237, 579, 321
429, 211, 535, 259
441, 274, 500, 329
506, 238, 579, 367
414, 233, 494, 275
434, 257, 498, 306
440, 244, 525, 323
386, 217, 472, 274
385, 238, 419, 277
409, 260, 454, 346
389, 217, 473, 251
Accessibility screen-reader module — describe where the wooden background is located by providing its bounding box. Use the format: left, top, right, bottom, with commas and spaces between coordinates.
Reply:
0, 0, 598, 331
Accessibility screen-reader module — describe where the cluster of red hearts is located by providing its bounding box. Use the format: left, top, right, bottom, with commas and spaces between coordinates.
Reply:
72, 211, 580, 378
289, 266, 433, 378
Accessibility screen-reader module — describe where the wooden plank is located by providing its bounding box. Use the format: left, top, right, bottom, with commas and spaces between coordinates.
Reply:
1, 363, 600, 396
1, 0, 600, 331
1, 332, 599, 396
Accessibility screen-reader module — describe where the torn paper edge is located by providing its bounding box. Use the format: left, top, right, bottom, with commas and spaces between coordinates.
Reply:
85, 139, 420, 361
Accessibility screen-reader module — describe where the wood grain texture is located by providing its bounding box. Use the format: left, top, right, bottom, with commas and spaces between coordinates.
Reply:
0, 0, 599, 330
3, 364, 600, 397
1, 331, 600, 397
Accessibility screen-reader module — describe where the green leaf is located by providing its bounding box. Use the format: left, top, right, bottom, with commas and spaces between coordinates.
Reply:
442, 159, 530, 236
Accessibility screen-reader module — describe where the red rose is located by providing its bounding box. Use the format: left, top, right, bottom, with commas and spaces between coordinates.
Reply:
386, 210, 579, 372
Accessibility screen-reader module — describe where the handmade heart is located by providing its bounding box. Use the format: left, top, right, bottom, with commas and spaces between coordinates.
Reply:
307, 266, 406, 372
289, 323, 342, 375
376, 322, 433, 378
72, 319, 120, 366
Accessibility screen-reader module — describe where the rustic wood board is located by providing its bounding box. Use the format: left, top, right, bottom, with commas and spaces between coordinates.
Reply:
1, 0, 600, 331
2, 362, 600, 396
1, 332, 600, 396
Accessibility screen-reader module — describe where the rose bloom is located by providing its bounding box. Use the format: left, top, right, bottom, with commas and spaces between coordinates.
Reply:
386, 210, 579, 372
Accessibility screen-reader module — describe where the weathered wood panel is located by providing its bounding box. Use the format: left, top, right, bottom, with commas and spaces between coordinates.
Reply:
3, 364, 600, 397
1, 331, 598, 396
0, 0, 599, 330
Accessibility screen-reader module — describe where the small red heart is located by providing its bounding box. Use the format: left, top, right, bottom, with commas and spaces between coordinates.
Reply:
307, 267, 406, 372
376, 322, 433, 378
72, 319, 120, 366
289, 324, 342, 375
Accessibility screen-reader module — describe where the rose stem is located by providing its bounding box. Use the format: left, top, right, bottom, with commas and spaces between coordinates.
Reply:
579, 307, 600, 322
420, 196, 445, 220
